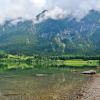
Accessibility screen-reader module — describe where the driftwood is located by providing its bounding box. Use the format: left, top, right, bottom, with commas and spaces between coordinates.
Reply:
82, 70, 96, 75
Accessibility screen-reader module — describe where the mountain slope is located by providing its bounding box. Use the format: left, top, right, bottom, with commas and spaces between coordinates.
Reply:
0, 10, 100, 55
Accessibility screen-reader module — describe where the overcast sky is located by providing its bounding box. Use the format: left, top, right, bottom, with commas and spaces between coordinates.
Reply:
0, 0, 100, 23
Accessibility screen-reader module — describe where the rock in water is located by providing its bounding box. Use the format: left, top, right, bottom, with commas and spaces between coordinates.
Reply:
82, 70, 96, 75
35, 74, 45, 77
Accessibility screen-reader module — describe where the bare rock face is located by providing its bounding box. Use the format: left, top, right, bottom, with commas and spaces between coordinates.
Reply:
82, 70, 96, 75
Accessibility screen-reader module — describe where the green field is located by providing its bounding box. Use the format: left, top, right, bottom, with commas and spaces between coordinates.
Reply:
0, 53, 99, 70
57, 59, 99, 67
65, 60, 99, 66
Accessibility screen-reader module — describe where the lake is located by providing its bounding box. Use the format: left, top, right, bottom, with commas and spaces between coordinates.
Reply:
0, 62, 90, 100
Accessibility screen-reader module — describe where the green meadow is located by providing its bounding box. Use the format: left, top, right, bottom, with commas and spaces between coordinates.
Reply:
57, 59, 99, 67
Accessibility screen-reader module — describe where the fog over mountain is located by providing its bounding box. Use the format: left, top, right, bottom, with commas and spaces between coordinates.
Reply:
0, 0, 100, 24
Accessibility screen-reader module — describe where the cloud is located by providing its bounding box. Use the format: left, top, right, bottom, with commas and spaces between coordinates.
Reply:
0, 0, 100, 24
46, 0, 100, 20
30, 0, 46, 8
35, 7, 67, 23
44, 7, 67, 20
0, 0, 46, 24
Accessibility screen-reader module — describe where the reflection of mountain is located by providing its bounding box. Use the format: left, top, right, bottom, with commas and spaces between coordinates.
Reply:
0, 10, 100, 55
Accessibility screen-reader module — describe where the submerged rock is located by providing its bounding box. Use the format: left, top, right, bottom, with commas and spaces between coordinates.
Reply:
82, 70, 96, 75
35, 74, 45, 77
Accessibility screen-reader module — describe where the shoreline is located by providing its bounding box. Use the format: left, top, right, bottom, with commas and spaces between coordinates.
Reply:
68, 74, 94, 100
73, 74, 100, 100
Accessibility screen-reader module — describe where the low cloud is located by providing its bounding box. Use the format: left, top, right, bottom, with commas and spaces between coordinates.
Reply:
45, 0, 100, 21
34, 7, 67, 23
0, 0, 100, 24
44, 7, 67, 20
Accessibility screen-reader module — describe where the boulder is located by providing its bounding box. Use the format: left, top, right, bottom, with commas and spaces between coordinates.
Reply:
82, 70, 96, 75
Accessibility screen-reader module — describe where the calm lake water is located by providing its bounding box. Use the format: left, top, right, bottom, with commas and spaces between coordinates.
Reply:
0, 62, 90, 100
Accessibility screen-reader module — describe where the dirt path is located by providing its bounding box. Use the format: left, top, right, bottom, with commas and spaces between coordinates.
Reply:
80, 74, 100, 100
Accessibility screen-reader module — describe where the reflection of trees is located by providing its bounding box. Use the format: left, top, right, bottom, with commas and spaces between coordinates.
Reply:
0, 63, 8, 71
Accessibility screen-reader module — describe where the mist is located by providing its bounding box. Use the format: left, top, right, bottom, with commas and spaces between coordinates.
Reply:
0, 0, 100, 24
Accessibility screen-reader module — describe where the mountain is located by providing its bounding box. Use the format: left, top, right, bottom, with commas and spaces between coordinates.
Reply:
0, 10, 100, 55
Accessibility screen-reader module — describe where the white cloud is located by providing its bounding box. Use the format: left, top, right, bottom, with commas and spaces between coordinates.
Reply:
45, 7, 67, 20
0, 0, 100, 24
46, 0, 100, 20
34, 7, 67, 23
30, 0, 46, 8
0, 0, 46, 24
